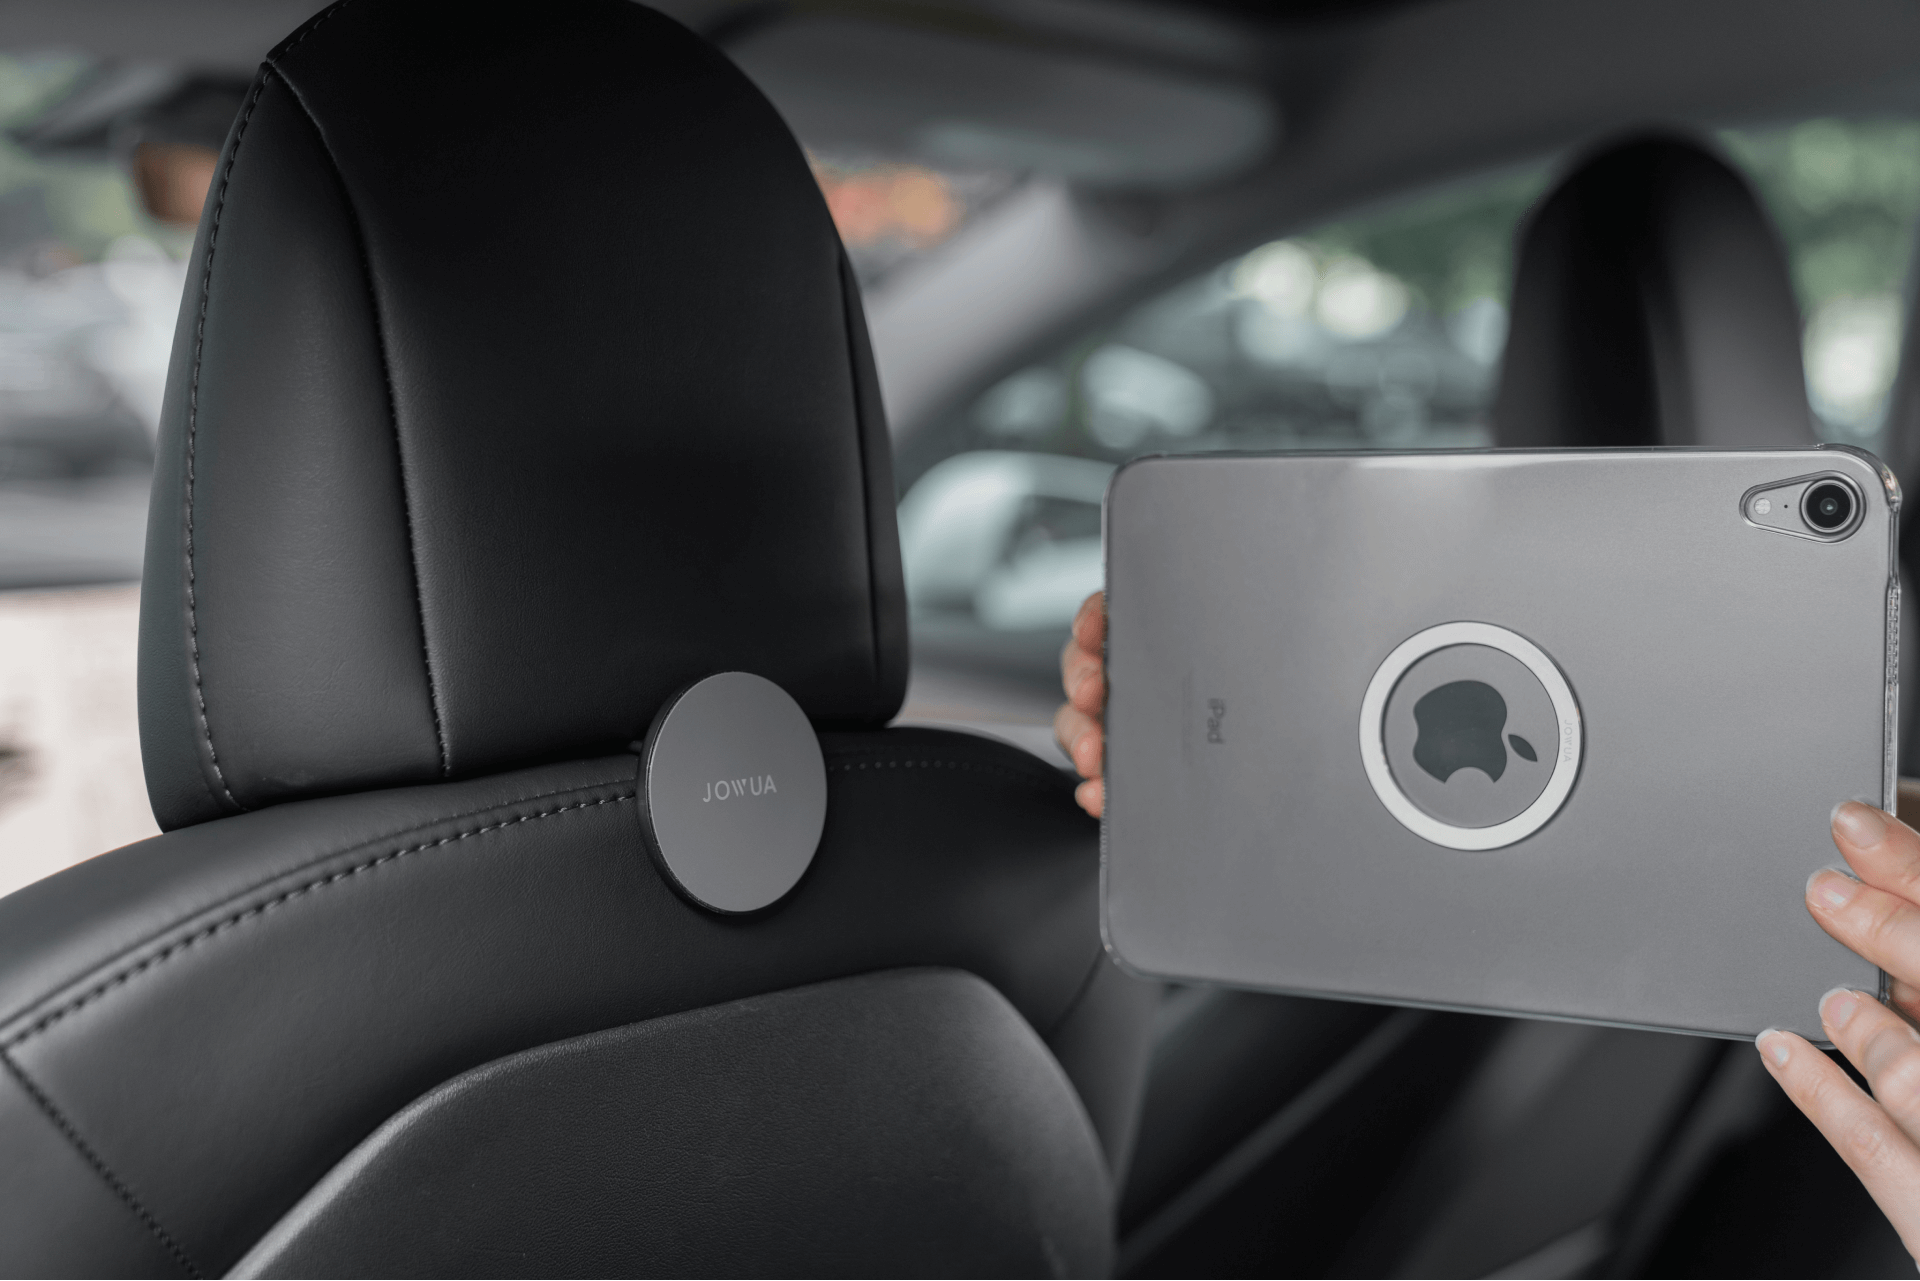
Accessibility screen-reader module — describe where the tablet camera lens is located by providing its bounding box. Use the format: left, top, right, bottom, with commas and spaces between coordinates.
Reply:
1802, 481, 1856, 533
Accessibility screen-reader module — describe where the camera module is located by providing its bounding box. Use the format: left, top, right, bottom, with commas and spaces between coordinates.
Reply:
1801, 480, 1857, 533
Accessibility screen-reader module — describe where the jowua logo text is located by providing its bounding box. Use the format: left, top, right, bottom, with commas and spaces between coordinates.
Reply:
703, 774, 778, 802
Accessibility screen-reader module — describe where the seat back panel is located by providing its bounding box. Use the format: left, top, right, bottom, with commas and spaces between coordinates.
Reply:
233, 969, 1112, 1279
0, 729, 1105, 1275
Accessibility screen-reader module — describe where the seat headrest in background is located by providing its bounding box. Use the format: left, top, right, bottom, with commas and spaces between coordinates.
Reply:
1494, 133, 1816, 449
139, 0, 907, 832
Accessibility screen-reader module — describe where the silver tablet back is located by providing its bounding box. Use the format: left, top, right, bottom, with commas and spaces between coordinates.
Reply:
1103, 448, 1896, 1040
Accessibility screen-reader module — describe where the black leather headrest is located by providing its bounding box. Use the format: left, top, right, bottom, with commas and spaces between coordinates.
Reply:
1494, 134, 1816, 449
138, 0, 907, 832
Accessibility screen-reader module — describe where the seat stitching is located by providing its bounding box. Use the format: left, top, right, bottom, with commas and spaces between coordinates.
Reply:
0, 775, 624, 1037
181, 73, 273, 812
0, 1049, 201, 1277
174, 0, 362, 814
838, 248, 888, 707
267, 0, 357, 62
823, 754, 1062, 789
3, 792, 634, 1053
365, 248, 449, 774
274, 55, 450, 774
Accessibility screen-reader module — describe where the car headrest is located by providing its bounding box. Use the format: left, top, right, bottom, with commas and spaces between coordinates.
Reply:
138, 0, 907, 832
1494, 133, 1816, 449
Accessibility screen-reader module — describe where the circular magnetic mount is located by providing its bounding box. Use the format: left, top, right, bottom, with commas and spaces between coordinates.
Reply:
639, 672, 826, 913
1358, 622, 1582, 851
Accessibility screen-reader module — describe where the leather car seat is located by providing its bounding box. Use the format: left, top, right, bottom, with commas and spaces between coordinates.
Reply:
0, 2, 1153, 1275
1495, 133, 1816, 450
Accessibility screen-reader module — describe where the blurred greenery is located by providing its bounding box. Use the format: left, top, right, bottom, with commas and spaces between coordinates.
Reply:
1300, 168, 1551, 319
1295, 120, 1920, 325
1293, 121, 1920, 440
0, 54, 147, 265
0, 54, 83, 128
1724, 119, 1920, 318
1304, 119, 1920, 336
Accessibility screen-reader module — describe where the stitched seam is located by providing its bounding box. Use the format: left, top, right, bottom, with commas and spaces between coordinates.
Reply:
268, 0, 357, 62
0, 1049, 201, 1276
175, 0, 360, 813
823, 755, 1059, 789
181, 76, 273, 813
0, 776, 612, 1036
277, 72, 449, 774
269, 0, 446, 772
370, 267, 448, 774
840, 251, 887, 701
16, 775, 614, 1031
4, 793, 634, 1052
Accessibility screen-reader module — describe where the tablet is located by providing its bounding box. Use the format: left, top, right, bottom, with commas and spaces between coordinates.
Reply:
1102, 447, 1896, 1039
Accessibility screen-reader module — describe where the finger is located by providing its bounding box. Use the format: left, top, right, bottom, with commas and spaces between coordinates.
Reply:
1071, 591, 1106, 655
1075, 778, 1104, 819
1833, 801, 1920, 905
1806, 864, 1920, 991
1053, 703, 1103, 780
1757, 1028, 1920, 1258
1898, 777, 1920, 827
1890, 977, 1920, 1027
1060, 640, 1105, 716
1822, 986, 1920, 1147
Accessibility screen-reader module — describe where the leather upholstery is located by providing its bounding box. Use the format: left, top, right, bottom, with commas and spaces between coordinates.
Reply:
230, 969, 1113, 1278
0, 728, 1122, 1275
1495, 134, 1816, 449
0, 2, 1156, 1274
139, 0, 908, 832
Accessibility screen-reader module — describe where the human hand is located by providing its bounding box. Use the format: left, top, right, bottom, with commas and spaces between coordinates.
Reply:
1757, 779, 1920, 1259
1054, 591, 1105, 818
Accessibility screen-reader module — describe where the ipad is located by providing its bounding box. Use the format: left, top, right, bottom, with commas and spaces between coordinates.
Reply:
1101, 447, 1897, 1039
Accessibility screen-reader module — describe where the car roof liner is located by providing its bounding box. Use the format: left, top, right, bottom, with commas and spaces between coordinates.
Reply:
136, 0, 910, 831
1493, 132, 1816, 450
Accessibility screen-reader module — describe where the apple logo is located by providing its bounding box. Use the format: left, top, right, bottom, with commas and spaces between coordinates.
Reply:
1412, 680, 1538, 784
1362, 625, 1578, 847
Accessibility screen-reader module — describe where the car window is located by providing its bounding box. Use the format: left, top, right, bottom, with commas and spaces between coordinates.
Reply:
908, 165, 1546, 476
0, 55, 217, 893
896, 163, 1551, 693
3, 72, 1920, 895
1723, 119, 1920, 444
898, 121, 1920, 705
811, 152, 1018, 288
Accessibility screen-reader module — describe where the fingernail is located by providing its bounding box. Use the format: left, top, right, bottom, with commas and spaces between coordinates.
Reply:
1076, 779, 1103, 816
1834, 801, 1890, 849
1756, 1028, 1792, 1067
1821, 986, 1863, 1031
1808, 867, 1861, 911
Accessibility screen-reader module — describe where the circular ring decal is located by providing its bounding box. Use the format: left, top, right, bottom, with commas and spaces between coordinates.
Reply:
1358, 622, 1582, 850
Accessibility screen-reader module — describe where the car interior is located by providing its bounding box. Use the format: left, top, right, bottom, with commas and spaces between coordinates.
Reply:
4, 0, 1920, 1275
